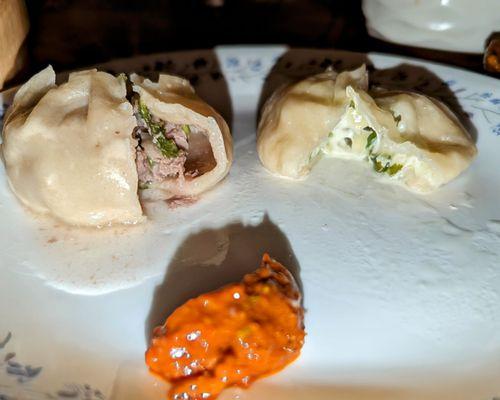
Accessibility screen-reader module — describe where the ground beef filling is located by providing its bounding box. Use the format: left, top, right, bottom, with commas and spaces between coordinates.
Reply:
136, 144, 187, 186
134, 109, 201, 188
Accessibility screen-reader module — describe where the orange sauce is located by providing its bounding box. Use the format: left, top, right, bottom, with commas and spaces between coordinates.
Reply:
485, 38, 500, 73
146, 254, 305, 400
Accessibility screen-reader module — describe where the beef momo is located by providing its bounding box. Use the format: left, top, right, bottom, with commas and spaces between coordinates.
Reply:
1, 66, 143, 226
1, 67, 233, 226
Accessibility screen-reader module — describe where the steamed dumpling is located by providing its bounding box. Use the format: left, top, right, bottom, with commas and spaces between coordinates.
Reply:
1, 66, 234, 226
131, 73, 233, 200
1, 66, 144, 226
257, 66, 368, 179
257, 65, 477, 193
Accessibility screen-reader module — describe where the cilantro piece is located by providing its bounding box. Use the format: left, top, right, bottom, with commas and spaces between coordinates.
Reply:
372, 157, 387, 173
116, 73, 128, 82
364, 127, 377, 150
138, 102, 179, 158
390, 111, 402, 125
387, 163, 403, 176
182, 124, 191, 135
155, 135, 180, 158
349, 100, 355, 109
138, 102, 152, 124
371, 154, 388, 172
138, 181, 152, 190
370, 154, 402, 176
344, 137, 353, 148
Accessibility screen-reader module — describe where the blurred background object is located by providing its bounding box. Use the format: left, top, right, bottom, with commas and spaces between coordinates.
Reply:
362, 0, 500, 54
485, 34, 500, 73
24, 0, 367, 72
2, 0, 497, 88
0, 0, 29, 89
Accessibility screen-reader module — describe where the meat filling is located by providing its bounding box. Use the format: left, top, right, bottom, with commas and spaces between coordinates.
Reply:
136, 144, 187, 187
133, 101, 207, 189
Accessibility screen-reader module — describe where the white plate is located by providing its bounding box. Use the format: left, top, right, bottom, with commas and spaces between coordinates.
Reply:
1, 45, 500, 400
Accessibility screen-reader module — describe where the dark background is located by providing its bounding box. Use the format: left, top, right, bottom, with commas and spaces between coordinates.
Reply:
23, 0, 485, 75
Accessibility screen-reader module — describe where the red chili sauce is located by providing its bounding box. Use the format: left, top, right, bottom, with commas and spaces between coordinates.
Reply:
146, 254, 305, 399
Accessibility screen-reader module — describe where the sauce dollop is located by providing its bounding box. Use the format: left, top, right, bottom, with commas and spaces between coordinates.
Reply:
146, 254, 305, 399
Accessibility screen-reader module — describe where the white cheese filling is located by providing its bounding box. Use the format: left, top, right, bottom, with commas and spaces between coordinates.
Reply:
320, 105, 377, 160
309, 104, 433, 185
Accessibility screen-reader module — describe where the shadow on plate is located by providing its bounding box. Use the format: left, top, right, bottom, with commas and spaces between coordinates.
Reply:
144, 214, 302, 342
257, 49, 476, 142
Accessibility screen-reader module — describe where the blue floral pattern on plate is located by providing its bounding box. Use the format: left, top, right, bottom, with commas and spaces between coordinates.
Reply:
0, 333, 105, 400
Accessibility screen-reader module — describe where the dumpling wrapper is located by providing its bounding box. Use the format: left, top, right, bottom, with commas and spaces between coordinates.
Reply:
1, 66, 144, 226
257, 66, 368, 179
131, 73, 233, 200
257, 65, 476, 193
362, 89, 476, 193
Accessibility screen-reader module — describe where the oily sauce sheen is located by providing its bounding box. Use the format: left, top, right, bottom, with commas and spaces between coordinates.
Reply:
146, 254, 305, 399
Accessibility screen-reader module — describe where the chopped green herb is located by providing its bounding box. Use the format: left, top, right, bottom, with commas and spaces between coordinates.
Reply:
344, 137, 352, 148
387, 163, 403, 176
370, 154, 386, 171
138, 181, 152, 190
390, 111, 402, 125
349, 100, 355, 109
181, 124, 191, 135
156, 135, 180, 158
116, 73, 128, 82
370, 154, 402, 176
147, 156, 155, 169
364, 127, 377, 150
138, 102, 179, 158
366, 132, 377, 149
328, 131, 335, 138
372, 157, 387, 173
138, 102, 152, 124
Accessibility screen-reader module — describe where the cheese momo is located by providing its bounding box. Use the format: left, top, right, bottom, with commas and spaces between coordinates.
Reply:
1, 66, 143, 226
257, 66, 477, 193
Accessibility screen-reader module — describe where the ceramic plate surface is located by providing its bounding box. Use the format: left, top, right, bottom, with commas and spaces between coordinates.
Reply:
1, 46, 500, 400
